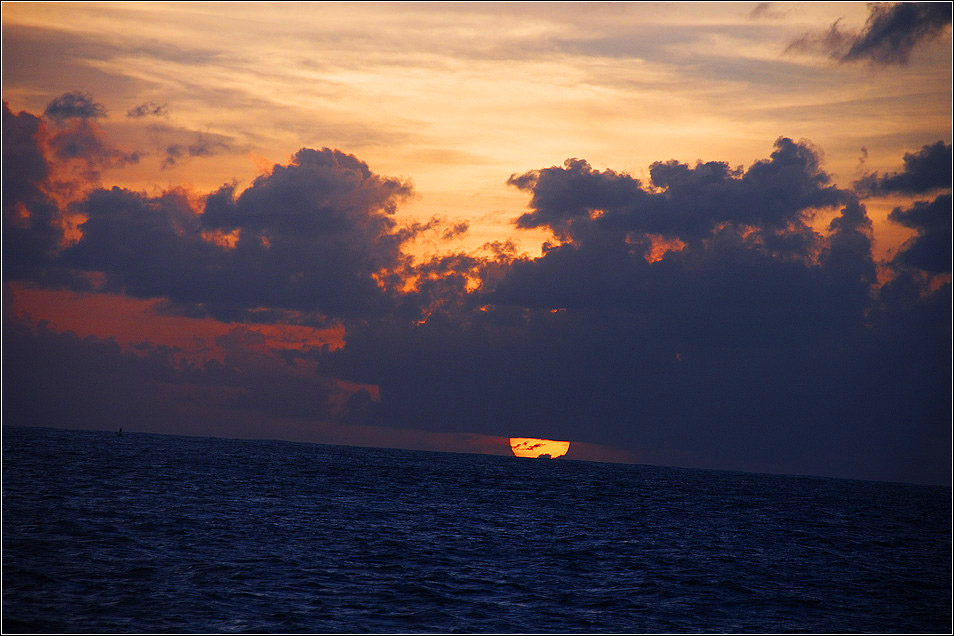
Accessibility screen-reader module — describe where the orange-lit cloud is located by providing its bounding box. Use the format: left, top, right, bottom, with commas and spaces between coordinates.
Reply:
641, 233, 687, 264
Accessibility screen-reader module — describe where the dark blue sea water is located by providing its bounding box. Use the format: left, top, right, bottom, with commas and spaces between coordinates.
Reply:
2, 426, 951, 634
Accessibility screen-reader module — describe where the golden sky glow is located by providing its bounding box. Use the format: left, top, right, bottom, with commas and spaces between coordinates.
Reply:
3, 2, 949, 261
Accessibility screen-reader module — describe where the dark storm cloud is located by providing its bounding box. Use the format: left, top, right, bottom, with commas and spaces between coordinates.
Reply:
4, 99, 949, 484
788, 2, 952, 65
206, 327, 346, 421
319, 224, 945, 484
854, 141, 953, 196
507, 158, 646, 234
887, 194, 952, 273
314, 139, 947, 484
127, 102, 168, 118
508, 137, 847, 241
43, 91, 107, 124
195, 148, 416, 319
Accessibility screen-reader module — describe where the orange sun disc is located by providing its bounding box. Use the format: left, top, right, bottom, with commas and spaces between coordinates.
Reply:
509, 437, 570, 459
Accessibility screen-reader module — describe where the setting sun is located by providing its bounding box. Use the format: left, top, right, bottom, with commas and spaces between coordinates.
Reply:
509, 438, 571, 459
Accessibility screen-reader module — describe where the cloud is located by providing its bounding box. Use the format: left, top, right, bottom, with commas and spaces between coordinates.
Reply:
314, 139, 947, 483
843, 2, 952, 64
61, 187, 221, 299
141, 123, 240, 169
2, 103, 60, 280
1, 102, 124, 289
441, 220, 470, 241
12, 94, 140, 191
127, 102, 168, 118
748, 3, 787, 20
43, 91, 107, 124
49, 147, 417, 321
49, 120, 141, 169
201, 147, 412, 238
486, 203, 873, 347
3, 320, 192, 432
854, 141, 952, 196
788, 2, 952, 65
854, 140, 952, 273
3, 100, 451, 325
3, 103, 50, 211
3, 100, 949, 483
161, 132, 233, 169
1, 318, 363, 437
508, 137, 847, 242
887, 194, 952, 273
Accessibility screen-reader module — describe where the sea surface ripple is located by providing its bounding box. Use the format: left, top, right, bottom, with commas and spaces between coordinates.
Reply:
3, 426, 951, 633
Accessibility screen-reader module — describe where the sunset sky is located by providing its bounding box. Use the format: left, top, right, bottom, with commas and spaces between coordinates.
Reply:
3, 2, 951, 483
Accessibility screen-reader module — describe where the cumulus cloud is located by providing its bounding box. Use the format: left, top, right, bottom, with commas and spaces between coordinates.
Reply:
315, 139, 947, 483
3, 104, 49, 210
3, 99, 453, 325
788, 2, 952, 65
39, 92, 140, 186
2, 102, 131, 289
14, 94, 141, 191
43, 91, 107, 124
2, 103, 60, 279
508, 137, 847, 242
854, 141, 952, 196
853, 140, 952, 273
887, 194, 952, 273
61, 187, 220, 298
27, 144, 418, 321
3, 98, 949, 483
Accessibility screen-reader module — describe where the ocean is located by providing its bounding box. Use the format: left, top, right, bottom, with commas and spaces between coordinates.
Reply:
2, 426, 950, 633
